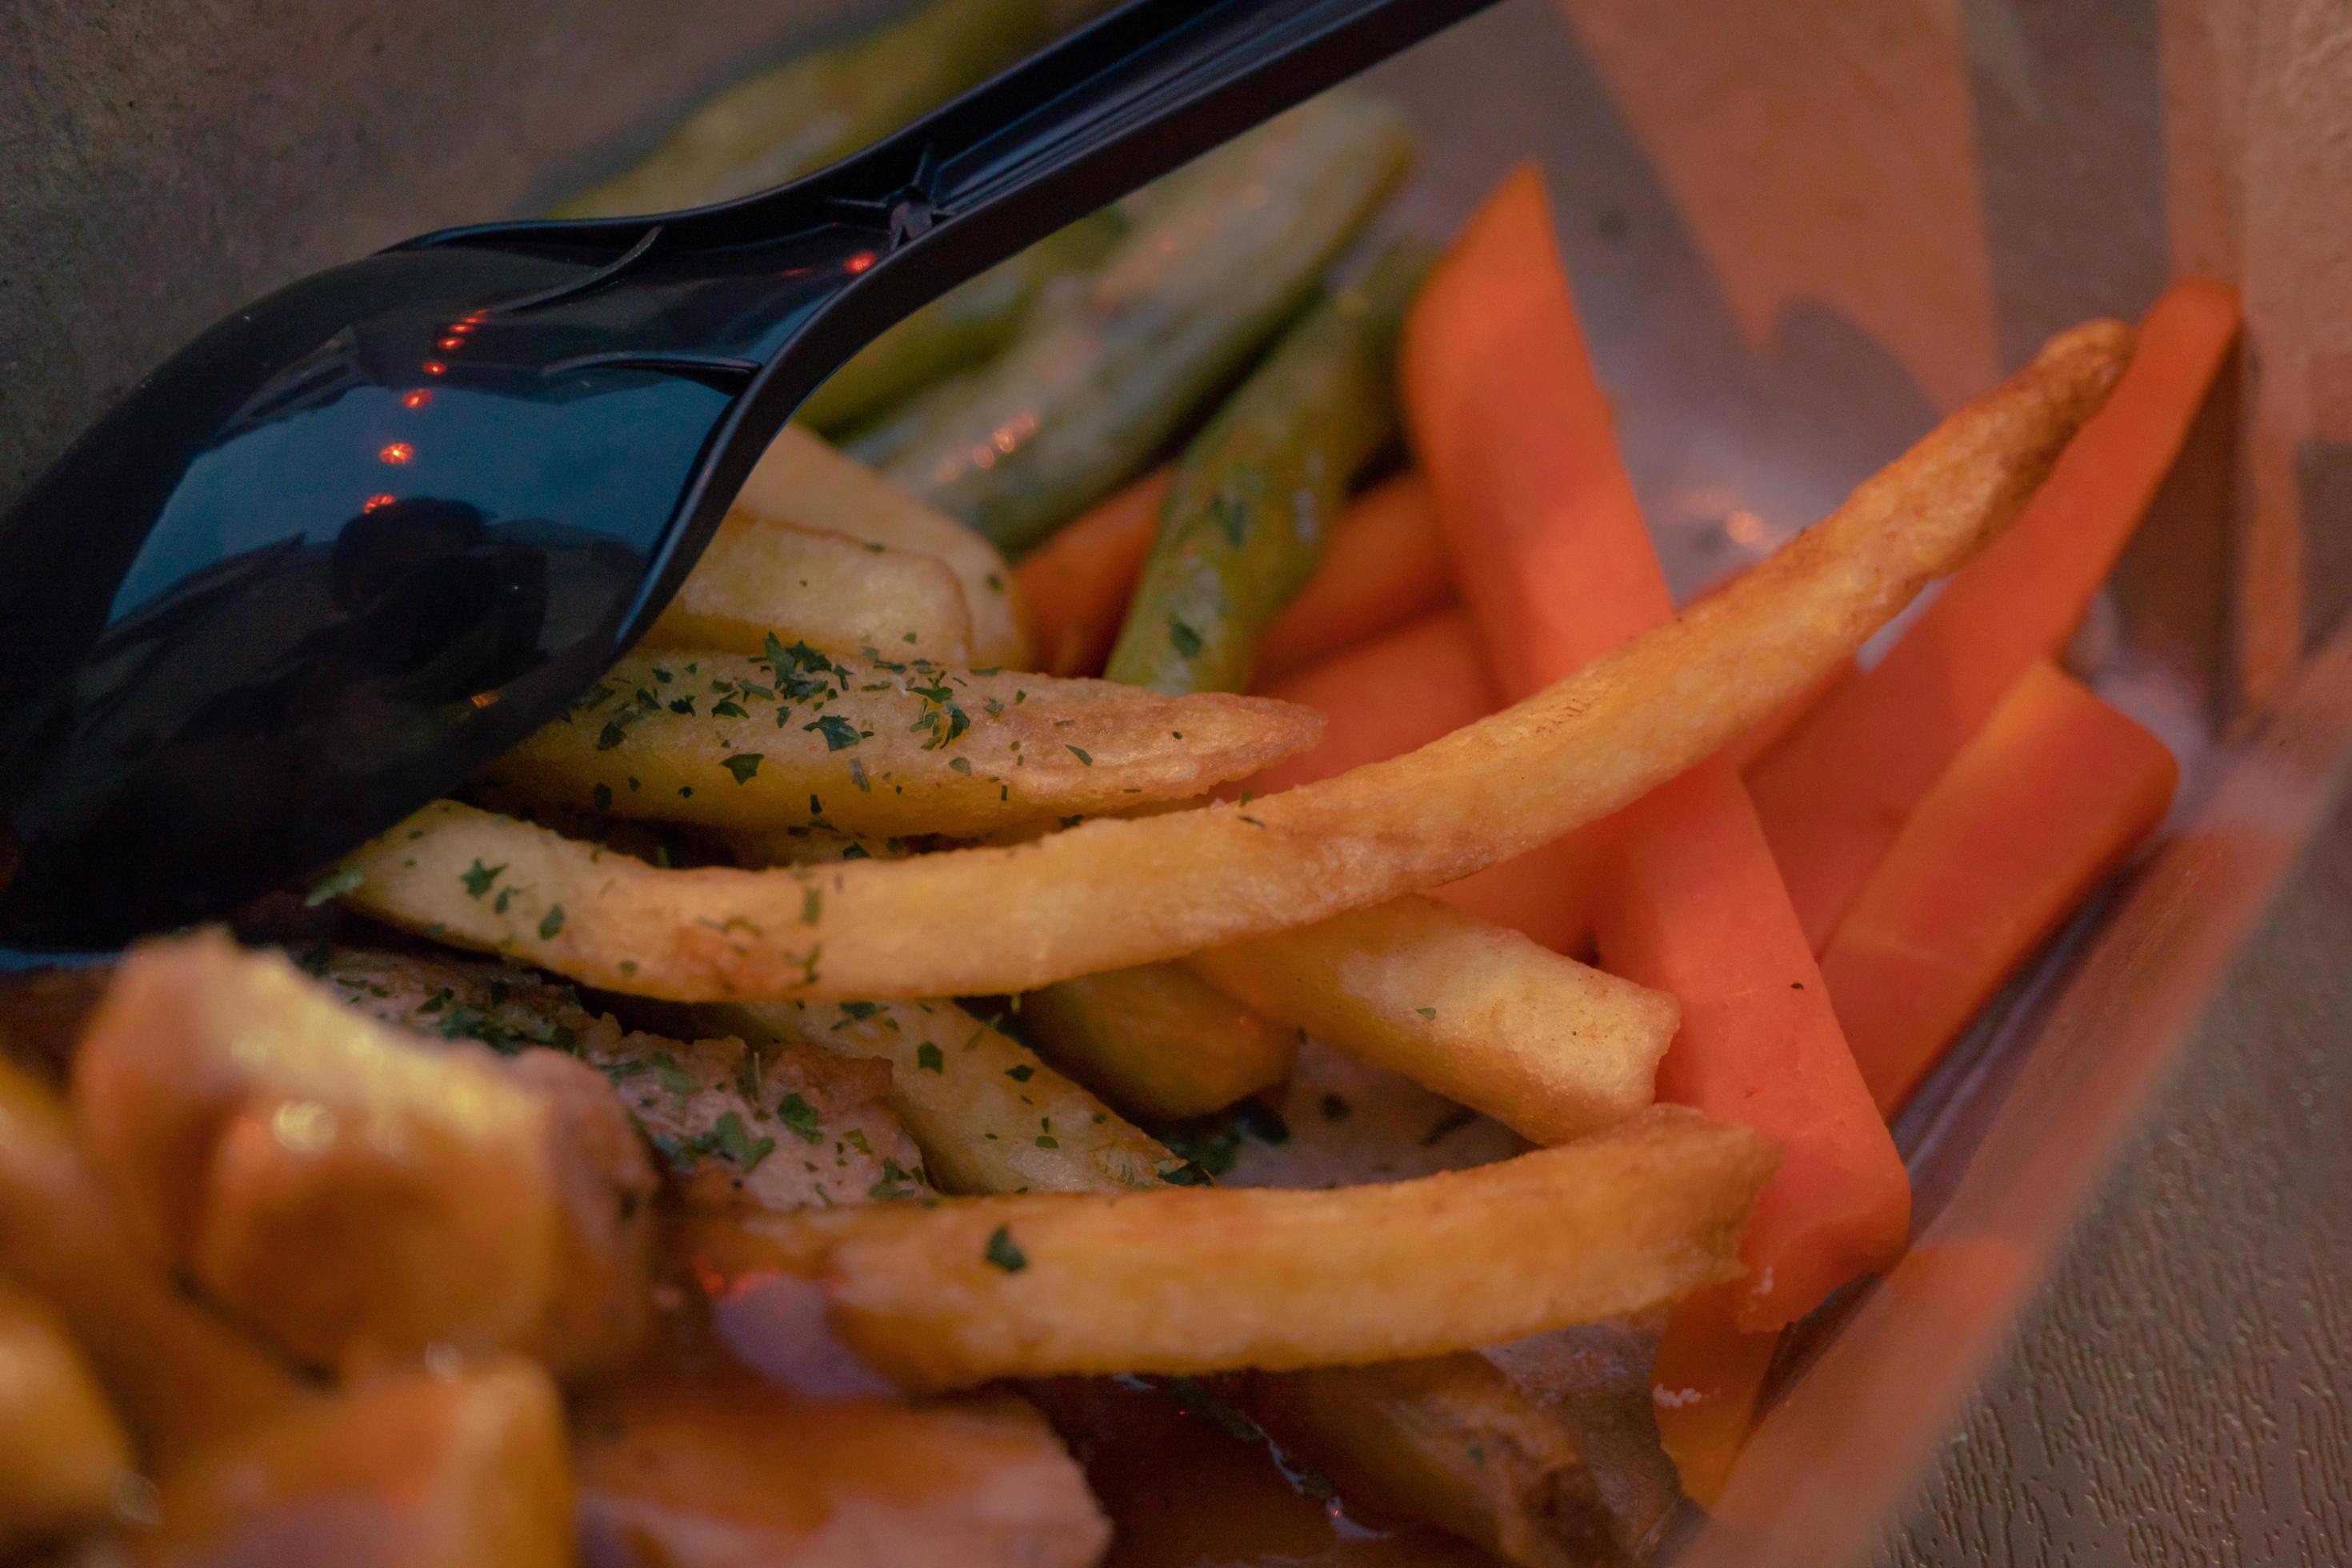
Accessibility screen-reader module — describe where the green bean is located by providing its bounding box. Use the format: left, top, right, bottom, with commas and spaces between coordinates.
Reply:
554, 0, 1114, 219
851, 91, 1414, 557
794, 207, 1127, 436
1104, 242, 1430, 694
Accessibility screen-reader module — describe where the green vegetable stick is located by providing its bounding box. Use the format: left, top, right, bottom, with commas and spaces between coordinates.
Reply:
1105, 242, 1432, 694
554, 0, 1114, 219
853, 90, 1415, 557
794, 206, 1128, 436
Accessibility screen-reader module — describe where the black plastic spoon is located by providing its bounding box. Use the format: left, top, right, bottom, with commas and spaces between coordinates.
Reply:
0, 0, 1499, 950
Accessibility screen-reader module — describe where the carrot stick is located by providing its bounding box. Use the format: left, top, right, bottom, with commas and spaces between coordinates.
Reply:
1013, 469, 1170, 677
1823, 659, 2177, 1114
1402, 165, 1907, 1341
1750, 278, 2238, 949
1647, 1284, 1777, 1510
1254, 474, 1453, 683
1249, 610, 1599, 951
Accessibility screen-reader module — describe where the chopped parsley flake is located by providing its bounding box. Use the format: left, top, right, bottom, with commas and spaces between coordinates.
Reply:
775, 1092, 823, 1144
537, 904, 566, 940
722, 753, 764, 784
1005, 1063, 1034, 1082
1168, 617, 1203, 658
1066, 745, 1094, 766
806, 715, 862, 750
1415, 1006, 1438, 1020
712, 1111, 775, 1171
460, 861, 505, 900
982, 1225, 1027, 1273
915, 1042, 944, 1073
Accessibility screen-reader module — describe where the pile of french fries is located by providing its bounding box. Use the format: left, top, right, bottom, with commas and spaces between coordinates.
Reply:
0, 21, 2217, 1564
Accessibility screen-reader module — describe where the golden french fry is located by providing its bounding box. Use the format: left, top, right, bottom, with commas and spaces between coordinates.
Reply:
1188, 896, 1674, 1144
0, 1279, 133, 1550
705, 999, 1186, 1194
71, 934, 653, 1376
486, 650, 1319, 839
737, 426, 1029, 667
1021, 964, 1298, 1120
146, 1356, 574, 1568
576, 1382, 1109, 1568
775, 1107, 1771, 1390
338, 321, 2128, 1002
650, 515, 976, 664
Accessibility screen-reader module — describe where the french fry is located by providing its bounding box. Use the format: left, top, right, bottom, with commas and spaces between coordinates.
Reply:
702, 998, 1189, 1194
1021, 965, 1298, 1120
647, 515, 976, 664
726, 1014, 1639, 1562
575, 1382, 1110, 1568
1187, 896, 1673, 1144
774, 1107, 1770, 1390
0, 1279, 133, 1550
734, 426, 1029, 667
486, 650, 1321, 840
337, 318, 2130, 1002
145, 1355, 574, 1568
1240, 1354, 1628, 1568
71, 934, 653, 1376
0, 1055, 305, 1462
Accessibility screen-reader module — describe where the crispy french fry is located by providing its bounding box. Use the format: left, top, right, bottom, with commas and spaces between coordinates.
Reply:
0, 1279, 133, 1550
704, 998, 1188, 1194
1188, 896, 1672, 1144
737, 426, 1029, 667
727, 1015, 1636, 1564
0, 1056, 305, 1462
338, 320, 2129, 1002
649, 517, 976, 664
1021, 965, 1298, 1120
1240, 1354, 1628, 1568
146, 1355, 574, 1568
576, 1382, 1110, 1568
776, 1107, 1770, 1390
487, 650, 1320, 840
71, 934, 653, 1376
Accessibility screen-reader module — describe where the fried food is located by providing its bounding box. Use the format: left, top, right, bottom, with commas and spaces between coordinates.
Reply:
771, 1107, 1771, 1390
1021, 964, 1298, 1120
707, 998, 1189, 1194
574, 1382, 1110, 1568
0, 1278, 133, 1550
70, 934, 653, 1376
0, 1054, 305, 1462
735, 426, 1030, 667
143, 1356, 574, 1568
648, 516, 977, 663
486, 649, 1319, 840
340, 320, 2128, 1002
1188, 895, 1675, 1144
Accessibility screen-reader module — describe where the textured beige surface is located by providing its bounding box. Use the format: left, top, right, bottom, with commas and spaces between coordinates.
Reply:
1882, 780, 2352, 1566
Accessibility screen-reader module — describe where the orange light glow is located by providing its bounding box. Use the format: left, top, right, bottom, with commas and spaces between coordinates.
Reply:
401, 390, 432, 409
422, 361, 446, 375
438, 337, 463, 350
362, 494, 396, 513
467, 690, 501, 710
844, 250, 876, 274
447, 322, 474, 335
378, 442, 414, 465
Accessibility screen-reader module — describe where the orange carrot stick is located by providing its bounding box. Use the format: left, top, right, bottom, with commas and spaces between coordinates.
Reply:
1823, 660, 2177, 1114
1750, 278, 2238, 949
1254, 474, 1453, 683
1013, 469, 1170, 678
1249, 610, 1598, 950
1402, 165, 1908, 1338
1648, 1284, 1777, 1510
